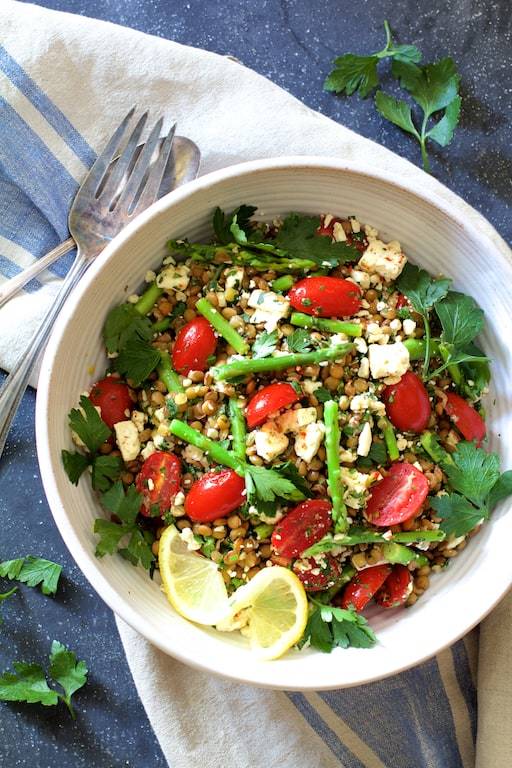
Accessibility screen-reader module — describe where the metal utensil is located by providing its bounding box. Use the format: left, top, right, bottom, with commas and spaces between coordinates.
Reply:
0, 108, 179, 458
0, 135, 200, 308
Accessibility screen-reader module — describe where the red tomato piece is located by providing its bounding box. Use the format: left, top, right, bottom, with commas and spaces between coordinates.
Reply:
293, 554, 342, 592
288, 276, 362, 318
364, 463, 429, 527
271, 499, 332, 558
375, 565, 412, 608
395, 293, 408, 309
336, 564, 392, 611
89, 376, 133, 429
184, 469, 246, 522
445, 392, 486, 445
172, 317, 217, 375
383, 371, 431, 434
246, 382, 299, 429
136, 452, 182, 517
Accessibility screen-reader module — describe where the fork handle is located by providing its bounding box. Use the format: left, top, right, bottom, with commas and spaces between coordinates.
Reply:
0, 238, 75, 309
0, 250, 89, 458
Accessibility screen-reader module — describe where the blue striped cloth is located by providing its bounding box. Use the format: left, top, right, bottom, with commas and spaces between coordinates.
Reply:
0, 6, 482, 767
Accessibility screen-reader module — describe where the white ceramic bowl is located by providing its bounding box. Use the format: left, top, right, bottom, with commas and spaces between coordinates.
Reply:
36, 157, 512, 689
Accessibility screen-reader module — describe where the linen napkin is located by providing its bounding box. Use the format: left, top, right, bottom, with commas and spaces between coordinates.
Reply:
1, 2, 511, 766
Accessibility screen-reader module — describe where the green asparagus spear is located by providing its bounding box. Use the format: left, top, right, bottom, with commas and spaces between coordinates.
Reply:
229, 398, 247, 462
323, 400, 348, 534
271, 275, 294, 292
196, 297, 249, 355
169, 420, 243, 473
157, 351, 184, 393
134, 282, 163, 316
211, 343, 353, 380
290, 312, 362, 337
378, 417, 399, 462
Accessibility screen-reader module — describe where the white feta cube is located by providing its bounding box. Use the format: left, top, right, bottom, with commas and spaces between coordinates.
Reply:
254, 425, 289, 462
402, 318, 417, 336
368, 341, 410, 379
156, 263, 190, 291
179, 528, 201, 551
277, 407, 317, 434
357, 422, 373, 457
350, 269, 371, 290
350, 394, 386, 415
302, 379, 322, 395
339, 468, 380, 509
247, 290, 290, 332
294, 422, 325, 463
131, 410, 146, 432
358, 357, 370, 378
359, 239, 407, 281
332, 222, 347, 242
140, 441, 156, 460
224, 267, 245, 301
114, 420, 140, 462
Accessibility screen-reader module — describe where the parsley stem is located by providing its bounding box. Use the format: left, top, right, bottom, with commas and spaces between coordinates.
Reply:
421, 315, 432, 378
196, 298, 249, 355
324, 400, 348, 533
228, 398, 247, 462
290, 312, 362, 337
438, 343, 462, 385
212, 343, 353, 381
135, 282, 163, 316
157, 351, 184, 393
169, 419, 244, 474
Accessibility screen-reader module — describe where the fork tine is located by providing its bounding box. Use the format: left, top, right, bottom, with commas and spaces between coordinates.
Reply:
131, 123, 176, 216
115, 116, 164, 212
78, 106, 136, 198
98, 111, 148, 203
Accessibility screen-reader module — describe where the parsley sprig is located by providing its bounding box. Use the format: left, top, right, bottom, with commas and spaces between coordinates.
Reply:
93, 482, 154, 570
0, 556, 62, 596
298, 600, 376, 653
0, 641, 87, 718
251, 330, 278, 359
62, 396, 123, 491
430, 441, 512, 537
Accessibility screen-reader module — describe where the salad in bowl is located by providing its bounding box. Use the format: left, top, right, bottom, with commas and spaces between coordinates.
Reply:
62, 203, 512, 660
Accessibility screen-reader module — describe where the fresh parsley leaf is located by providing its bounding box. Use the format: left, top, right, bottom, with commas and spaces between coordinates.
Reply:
91, 454, 123, 492
94, 483, 154, 570
459, 344, 490, 400
252, 330, 278, 359
488, 471, 512, 510
435, 292, 485, 349
61, 450, 90, 485
275, 213, 359, 268
397, 263, 451, 316
313, 386, 332, 404
244, 466, 299, 504
103, 303, 153, 354
299, 602, 376, 652
379, 56, 461, 171
273, 461, 313, 499
0, 642, 88, 718
443, 442, 500, 508
114, 337, 161, 386
0, 556, 62, 596
287, 329, 313, 353
68, 396, 111, 454
324, 20, 421, 98
430, 493, 484, 537
213, 204, 257, 245
358, 441, 387, 468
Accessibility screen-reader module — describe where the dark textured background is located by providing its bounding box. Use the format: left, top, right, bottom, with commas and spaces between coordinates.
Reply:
1, 1, 510, 766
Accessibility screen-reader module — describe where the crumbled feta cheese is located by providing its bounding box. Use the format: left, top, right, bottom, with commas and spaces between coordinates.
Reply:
357, 422, 372, 456
294, 422, 325, 463
350, 269, 371, 290
338, 395, 350, 411
277, 407, 317, 434
127, 294, 139, 304
350, 218, 361, 234
180, 528, 201, 551
152, 406, 166, 424
330, 332, 349, 346
156, 264, 190, 291
350, 394, 386, 415
141, 441, 156, 460
145, 270, 156, 283
339, 449, 357, 463
153, 434, 168, 449
389, 318, 402, 332
224, 267, 245, 301
364, 224, 379, 240
247, 289, 290, 332
114, 420, 140, 462
303, 379, 322, 395
368, 341, 410, 379
130, 410, 146, 432
259, 509, 284, 525
358, 357, 370, 379
340, 468, 380, 509
174, 491, 185, 506
254, 425, 289, 462
396, 436, 408, 452
183, 445, 205, 464
323, 214, 334, 228
402, 318, 417, 336
354, 337, 368, 354
332, 222, 347, 242
359, 239, 407, 281
366, 321, 390, 344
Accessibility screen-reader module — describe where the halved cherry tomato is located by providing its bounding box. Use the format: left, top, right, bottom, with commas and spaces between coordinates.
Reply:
271, 499, 332, 558
136, 451, 182, 517
364, 463, 429, 527
293, 554, 342, 592
89, 376, 133, 429
383, 371, 431, 434
335, 564, 392, 611
288, 276, 362, 318
246, 382, 299, 429
172, 317, 217, 374
184, 469, 246, 522
374, 564, 412, 608
317, 216, 367, 254
445, 392, 486, 445
395, 293, 408, 309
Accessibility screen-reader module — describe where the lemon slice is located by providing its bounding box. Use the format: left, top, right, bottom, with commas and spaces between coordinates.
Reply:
158, 525, 230, 625
220, 567, 308, 660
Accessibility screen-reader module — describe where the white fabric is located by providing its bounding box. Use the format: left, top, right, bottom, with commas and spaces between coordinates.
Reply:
2, 2, 511, 766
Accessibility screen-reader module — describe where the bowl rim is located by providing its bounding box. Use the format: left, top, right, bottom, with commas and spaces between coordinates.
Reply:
36, 155, 512, 689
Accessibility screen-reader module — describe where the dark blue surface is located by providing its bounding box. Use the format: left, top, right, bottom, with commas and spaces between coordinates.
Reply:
3, 1, 511, 766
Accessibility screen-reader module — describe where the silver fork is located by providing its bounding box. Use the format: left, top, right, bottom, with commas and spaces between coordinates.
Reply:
0, 108, 176, 458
